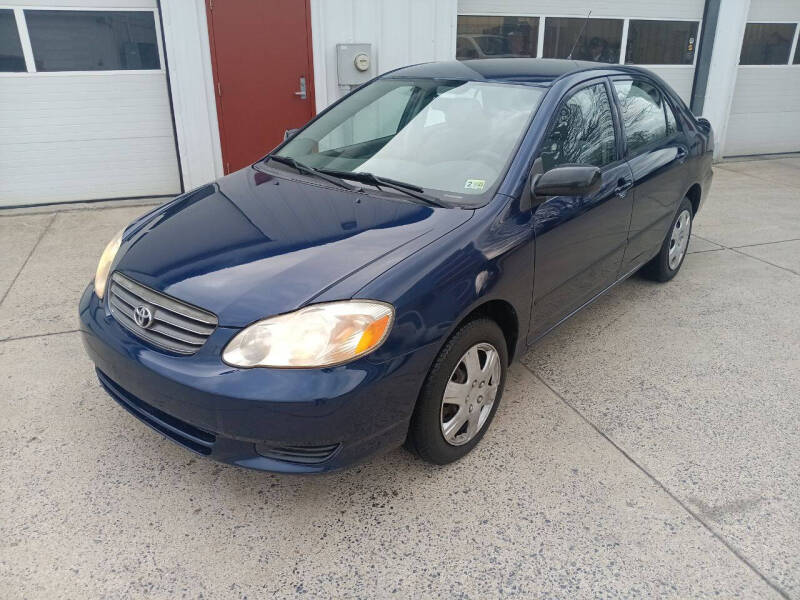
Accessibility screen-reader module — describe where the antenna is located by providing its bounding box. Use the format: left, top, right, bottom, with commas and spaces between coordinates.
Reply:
566, 10, 592, 60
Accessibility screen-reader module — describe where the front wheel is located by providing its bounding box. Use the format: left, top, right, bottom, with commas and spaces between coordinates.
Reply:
407, 318, 508, 465
641, 197, 693, 282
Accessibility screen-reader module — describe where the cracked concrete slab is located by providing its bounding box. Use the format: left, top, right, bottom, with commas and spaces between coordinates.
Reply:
0, 206, 149, 341
0, 333, 779, 599
523, 248, 800, 597
1, 160, 799, 598
734, 239, 800, 275
688, 235, 723, 254
0, 214, 52, 301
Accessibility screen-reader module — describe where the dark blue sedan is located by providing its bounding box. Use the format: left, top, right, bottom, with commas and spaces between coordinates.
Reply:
79, 59, 713, 473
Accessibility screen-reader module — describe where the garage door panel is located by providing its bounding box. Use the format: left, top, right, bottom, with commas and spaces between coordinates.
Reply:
0, 137, 180, 205
646, 67, 694, 104
0, 73, 174, 145
729, 68, 800, 115
724, 111, 800, 156
724, 69, 800, 155
0, 3, 180, 207
11, 0, 155, 7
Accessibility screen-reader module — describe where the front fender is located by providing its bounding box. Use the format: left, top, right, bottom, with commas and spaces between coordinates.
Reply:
357, 194, 534, 368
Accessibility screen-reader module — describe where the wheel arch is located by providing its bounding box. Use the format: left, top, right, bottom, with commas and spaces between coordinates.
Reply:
686, 183, 702, 215
455, 299, 520, 364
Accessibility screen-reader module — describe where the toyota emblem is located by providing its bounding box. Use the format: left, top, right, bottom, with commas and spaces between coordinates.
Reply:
134, 305, 154, 329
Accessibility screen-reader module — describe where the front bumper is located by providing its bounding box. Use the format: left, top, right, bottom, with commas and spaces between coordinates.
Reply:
78, 285, 436, 473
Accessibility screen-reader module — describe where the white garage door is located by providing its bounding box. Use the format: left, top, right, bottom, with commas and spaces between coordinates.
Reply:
723, 2, 800, 157
456, 0, 705, 104
0, 2, 181, 207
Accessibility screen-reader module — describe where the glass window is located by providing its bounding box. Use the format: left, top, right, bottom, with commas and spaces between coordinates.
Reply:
456, 16, 539, 60
613, 80, 671, 155
543, 17, 623, 63
625, 20, 699, 65
0, 9, 26, 72
25, 10, 160, 72
278, 79, 545, 203
319, 85, 415, 152
664, 100, 678, 135
739, 22, 796, 65
540, 83, 616, 171
794, 37, 800, 64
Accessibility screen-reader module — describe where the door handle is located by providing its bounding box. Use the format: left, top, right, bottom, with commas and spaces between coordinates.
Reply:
614, 178, 633, 198
676, 147, 688, 162
294, 76, 307, 100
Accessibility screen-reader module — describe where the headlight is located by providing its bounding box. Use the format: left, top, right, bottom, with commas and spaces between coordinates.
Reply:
222, 301, 394, 368
94, 228, 124, 299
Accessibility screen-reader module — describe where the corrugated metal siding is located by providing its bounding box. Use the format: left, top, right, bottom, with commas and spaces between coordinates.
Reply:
457, 0, 704, 20
724, 68, 800, 156
310, 0, 458, 111
0, 73, 180, 206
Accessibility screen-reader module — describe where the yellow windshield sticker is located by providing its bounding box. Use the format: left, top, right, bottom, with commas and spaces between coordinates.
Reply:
464, 179, 486, 191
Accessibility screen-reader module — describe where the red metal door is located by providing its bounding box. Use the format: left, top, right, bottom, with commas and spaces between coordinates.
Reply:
206, 0, 316, 173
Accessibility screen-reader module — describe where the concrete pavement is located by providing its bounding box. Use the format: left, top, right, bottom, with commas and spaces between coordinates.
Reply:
1, 157, 799, 598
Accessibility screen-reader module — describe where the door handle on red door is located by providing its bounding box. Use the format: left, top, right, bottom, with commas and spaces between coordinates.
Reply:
294, 76, 307, 100
614, 178, 633, 198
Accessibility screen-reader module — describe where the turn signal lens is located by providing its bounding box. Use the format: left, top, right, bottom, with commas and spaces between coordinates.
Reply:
94, 228, 124, 299
222, 301, 394, 368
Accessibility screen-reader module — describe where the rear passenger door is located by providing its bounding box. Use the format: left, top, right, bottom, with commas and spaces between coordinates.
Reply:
612, 78, 690, 272
530, 79, 635, 340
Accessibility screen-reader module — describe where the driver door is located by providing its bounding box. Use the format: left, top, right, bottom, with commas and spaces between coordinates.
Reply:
530, 78, 635, 341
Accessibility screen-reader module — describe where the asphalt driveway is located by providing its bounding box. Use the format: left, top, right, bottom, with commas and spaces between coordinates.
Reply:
1, 157, 799, 599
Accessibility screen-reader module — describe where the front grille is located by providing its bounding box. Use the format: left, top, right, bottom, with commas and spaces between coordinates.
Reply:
97, 369, 216, 455
108, 272, 218, 355
255, 443, 341, 465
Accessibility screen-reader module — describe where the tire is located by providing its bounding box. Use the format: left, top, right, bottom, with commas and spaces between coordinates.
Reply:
407, 318, 508, 465
641, 196, 693, 282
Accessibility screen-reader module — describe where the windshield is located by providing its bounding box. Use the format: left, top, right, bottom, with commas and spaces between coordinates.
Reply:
276, 78, 545, 205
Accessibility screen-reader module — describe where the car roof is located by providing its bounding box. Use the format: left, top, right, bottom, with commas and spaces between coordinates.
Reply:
384, 58, 641, 85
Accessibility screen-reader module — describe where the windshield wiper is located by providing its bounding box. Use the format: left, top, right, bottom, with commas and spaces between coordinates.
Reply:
321, 169, 447, 207
265, 155, 357, 191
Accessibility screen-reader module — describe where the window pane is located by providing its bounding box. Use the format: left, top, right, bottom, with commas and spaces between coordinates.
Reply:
0, 9, 26, 72
543, 17, 622, 63
456, 16, 539, 60
739, 23, 795, 65
25, 10, 160, 72
625, 20, 698, 65
279, 79, 545, 201
319, 85, 415, 151
613, 80, 669, 155
541, 83, 616, 171
794, 38, 800, 64
664, 100, 678, 136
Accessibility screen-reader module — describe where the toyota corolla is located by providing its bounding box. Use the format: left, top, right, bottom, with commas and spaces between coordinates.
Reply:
79, 59, 713, 472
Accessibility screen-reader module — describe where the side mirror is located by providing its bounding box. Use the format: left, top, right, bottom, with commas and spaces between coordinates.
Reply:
532, 165, 601, 198
696, 117, 712, 133
284, 128, 300, 141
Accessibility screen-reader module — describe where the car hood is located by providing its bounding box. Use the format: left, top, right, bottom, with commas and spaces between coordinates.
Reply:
115, 166, 472, 327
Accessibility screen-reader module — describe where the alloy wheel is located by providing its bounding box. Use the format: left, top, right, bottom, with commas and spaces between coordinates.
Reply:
668, 209, 692, 270
440, 342, 501, 446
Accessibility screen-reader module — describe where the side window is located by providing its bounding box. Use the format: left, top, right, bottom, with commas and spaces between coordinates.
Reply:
664, 100, 678, 135
540, 83, 617, 171
613, 79, 670, 155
